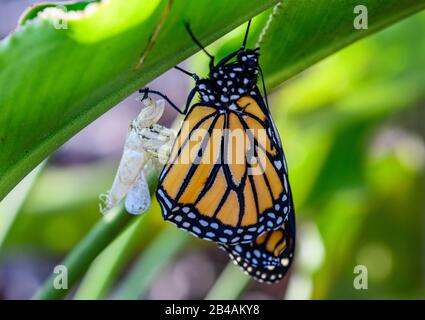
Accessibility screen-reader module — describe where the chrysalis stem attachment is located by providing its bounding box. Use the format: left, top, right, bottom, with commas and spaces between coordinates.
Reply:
99, 97, 175, 215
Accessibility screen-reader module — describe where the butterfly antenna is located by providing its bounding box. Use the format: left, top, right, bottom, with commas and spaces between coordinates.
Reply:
185, 22, 214, 61
174, 65, 200, 82
242, 19, 252, 49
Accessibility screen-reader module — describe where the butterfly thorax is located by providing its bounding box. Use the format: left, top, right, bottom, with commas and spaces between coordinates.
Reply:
195, 49, 260, 108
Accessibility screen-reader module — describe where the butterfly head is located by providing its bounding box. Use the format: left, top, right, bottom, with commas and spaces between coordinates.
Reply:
196, 48, 260, 106
237, 48, 259, 70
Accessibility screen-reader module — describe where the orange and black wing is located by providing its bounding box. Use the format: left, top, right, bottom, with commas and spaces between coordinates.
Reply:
221, 202, 295, 283
156, 95, 291, 245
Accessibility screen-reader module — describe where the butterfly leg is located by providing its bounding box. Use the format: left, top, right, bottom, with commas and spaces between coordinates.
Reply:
138, 88, 184, 115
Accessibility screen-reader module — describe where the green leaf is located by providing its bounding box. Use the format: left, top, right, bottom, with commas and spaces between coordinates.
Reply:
0, 162, 45, 248
259, 0, 425, 88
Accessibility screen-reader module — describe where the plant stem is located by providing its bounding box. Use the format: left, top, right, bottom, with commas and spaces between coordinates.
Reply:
205, 262, 252, 300
32, 205, 133, 300
0, 162, 45, 248
73, 214, 149, 300
114, 227, 190, 299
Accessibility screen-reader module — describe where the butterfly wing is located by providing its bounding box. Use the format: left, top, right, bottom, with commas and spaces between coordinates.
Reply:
156, 95, 291, 245
221, 200, 295, 283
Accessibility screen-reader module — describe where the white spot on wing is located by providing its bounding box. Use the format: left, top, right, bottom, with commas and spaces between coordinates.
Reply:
158, 189, 172, 209
281, 258, 290, 266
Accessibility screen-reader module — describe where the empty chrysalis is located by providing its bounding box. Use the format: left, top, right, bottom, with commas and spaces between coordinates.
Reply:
99, 95, 175, 215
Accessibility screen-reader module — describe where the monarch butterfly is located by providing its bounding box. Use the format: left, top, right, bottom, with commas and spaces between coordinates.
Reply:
142, 19, 295, 282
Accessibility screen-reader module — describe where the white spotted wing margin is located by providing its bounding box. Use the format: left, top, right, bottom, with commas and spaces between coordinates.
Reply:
221, 200, 296, 284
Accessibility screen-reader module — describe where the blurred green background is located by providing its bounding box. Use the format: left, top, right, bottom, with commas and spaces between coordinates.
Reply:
0, 2, 424, 299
